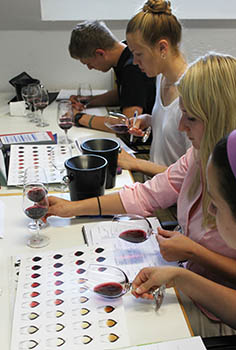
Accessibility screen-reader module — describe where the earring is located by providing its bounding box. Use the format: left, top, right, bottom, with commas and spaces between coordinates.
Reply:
161, 54, 166, 60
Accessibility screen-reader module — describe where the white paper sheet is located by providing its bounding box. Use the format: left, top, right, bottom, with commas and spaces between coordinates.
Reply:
118, 336, 206, 349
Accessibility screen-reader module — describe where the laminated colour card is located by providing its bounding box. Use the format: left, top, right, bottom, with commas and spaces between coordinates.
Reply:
10, 244, 130, 350
7, 144, 65, 186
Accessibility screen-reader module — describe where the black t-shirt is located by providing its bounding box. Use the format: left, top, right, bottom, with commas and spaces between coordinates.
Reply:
113, 46, 156, 115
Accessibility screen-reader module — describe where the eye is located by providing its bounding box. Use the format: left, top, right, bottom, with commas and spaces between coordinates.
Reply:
187, 117, 196, 122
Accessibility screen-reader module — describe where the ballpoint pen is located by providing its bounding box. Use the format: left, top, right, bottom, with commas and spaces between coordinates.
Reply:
130, 110, 138, 143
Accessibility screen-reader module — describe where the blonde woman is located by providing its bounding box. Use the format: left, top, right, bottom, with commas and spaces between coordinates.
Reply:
46, 52, 236, 336
118, 0, 191, 176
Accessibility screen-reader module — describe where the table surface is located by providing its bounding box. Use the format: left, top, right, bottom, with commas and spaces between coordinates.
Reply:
0, 92, 192, 349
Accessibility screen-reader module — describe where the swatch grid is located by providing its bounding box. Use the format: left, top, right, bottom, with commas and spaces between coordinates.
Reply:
10, 245, 130, 350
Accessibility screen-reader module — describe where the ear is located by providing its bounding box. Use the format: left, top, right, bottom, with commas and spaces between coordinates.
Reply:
95, 48, 105, 57
158, 39, 169, 58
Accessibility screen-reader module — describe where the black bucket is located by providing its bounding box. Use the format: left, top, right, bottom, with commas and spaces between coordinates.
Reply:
81, 138, 120, 189
64, 154, 107, 201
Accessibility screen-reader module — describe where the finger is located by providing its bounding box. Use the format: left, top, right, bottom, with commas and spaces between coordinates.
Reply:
158, 227, 174, 238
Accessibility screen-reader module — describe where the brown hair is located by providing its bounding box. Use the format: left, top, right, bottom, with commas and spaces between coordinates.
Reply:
69, 20, 118, 59
126, 0, 181, 51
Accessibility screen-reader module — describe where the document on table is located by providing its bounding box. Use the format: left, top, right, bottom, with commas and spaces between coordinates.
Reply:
119, 336, 206, 349
56, 89, 107, 100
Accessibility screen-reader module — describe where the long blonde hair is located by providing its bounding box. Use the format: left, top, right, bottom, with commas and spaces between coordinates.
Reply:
177, 52, 236, 227
126, 0, 182, 53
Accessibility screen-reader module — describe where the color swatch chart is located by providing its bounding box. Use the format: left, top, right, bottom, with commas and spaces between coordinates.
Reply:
7, 144, 62, 186
10, 245, 130, 350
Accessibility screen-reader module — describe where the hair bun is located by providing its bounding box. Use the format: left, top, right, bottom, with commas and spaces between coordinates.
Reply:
143, 0, 172, 15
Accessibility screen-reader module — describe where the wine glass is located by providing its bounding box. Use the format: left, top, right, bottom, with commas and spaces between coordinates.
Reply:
104, 112, 129, 134
105, 112, 151, 143
57, 100, 73, 145
77, 83, 92, 112
85, 264, 165, 310
22, 167, 49, 248
34, 84, 49, 127
112, 214, 153, 243
21, 84, 40, 122
50, 144, 72, 192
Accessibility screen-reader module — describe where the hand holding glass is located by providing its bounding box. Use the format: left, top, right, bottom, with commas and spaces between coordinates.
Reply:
85, 264, 165, 310
105, 112, 151, 142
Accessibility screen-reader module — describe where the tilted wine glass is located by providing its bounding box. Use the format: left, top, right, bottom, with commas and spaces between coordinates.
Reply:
112, 214, 154, 243
85, 264, 165, 310
22, 166, 49, 248
105, 112, 151, 143
57, 100, 73, 145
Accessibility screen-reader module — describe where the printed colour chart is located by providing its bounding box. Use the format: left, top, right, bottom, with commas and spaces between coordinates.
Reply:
10, 244, 130, 350
7, 144, 66, 186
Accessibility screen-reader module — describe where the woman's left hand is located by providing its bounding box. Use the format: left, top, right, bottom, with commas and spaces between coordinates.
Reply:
156, 227, 196, 262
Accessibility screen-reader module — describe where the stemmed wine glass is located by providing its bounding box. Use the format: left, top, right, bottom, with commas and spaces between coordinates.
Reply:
50, 144, 72, 192
85, 264, 165, 310
77, 83, 92, 112
22, 166, 49, 248
21, 84, 39, 122
34, 84, 49, 127
112, 214, 153, 243
57, 100, 73, 144
105, 112, 151, 143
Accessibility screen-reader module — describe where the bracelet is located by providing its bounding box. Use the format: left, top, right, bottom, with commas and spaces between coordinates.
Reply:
74, 112, 85, 126
88, 115, 96, 129
97, 196, 102, 216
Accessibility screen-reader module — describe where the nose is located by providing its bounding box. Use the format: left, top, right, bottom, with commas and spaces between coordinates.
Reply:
178, 115, 189, 132
87, 65, 93, 70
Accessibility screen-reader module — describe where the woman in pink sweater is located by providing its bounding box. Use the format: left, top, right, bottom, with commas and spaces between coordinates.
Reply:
46, 53, 236, 335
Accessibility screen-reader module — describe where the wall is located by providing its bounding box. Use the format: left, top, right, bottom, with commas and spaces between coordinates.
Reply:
1, 0, 236, 94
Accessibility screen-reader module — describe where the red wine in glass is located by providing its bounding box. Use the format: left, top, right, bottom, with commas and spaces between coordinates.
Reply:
119, 229, 148, 243
94, 282, 124, 298
27, 187, 47, 202
25, 205, 48, 220
59, 116, 73, 130
109, 124, 129, 134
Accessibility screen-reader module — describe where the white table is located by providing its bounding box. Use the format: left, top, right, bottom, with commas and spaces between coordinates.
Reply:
0, 92, 192, 349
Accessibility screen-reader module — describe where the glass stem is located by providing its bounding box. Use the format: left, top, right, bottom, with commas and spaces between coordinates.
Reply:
64, 130, 69, 145
35, 220, 40, 241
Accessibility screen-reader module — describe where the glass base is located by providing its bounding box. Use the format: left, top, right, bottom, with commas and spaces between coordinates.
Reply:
58, 135, 74, 144
27, 234, 50, 248
36, 121, 49, 127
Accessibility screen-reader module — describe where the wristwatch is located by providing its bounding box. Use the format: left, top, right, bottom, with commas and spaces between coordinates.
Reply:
74, 112, 85, 126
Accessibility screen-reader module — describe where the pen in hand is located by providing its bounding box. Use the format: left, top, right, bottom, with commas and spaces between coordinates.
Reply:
130, 110, 138, 143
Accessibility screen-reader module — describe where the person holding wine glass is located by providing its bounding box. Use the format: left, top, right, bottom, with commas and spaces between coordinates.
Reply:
57, 100, 73, 145
68, 20, 156, 132
23, 166, 49, 248
44, 52, 236, 336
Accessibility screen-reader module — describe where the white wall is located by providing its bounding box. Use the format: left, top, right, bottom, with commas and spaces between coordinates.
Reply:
1, 24, 236, 96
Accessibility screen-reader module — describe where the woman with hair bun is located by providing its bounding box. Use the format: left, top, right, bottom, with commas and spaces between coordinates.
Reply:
118, 0, 191, 176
